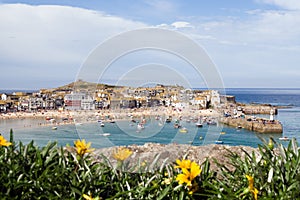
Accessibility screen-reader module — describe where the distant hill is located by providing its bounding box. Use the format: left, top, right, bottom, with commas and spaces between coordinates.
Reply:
54, 80, 118, 91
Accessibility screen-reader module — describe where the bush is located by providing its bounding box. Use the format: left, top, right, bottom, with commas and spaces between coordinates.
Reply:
1, 130, 300, 199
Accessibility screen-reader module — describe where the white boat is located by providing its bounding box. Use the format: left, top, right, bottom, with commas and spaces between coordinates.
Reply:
279, 137, 289, 141
195, 118, 203, 127
100, 123, 105, 127
196, 122, 203, 127
52, 126, 57, 130
137, 123, 145, 130
215, 140, 224, 144
207, 121, 217, 125
100, 133, 110, 136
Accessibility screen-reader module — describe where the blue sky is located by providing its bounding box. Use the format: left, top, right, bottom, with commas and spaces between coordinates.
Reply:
1, 0, 300, 89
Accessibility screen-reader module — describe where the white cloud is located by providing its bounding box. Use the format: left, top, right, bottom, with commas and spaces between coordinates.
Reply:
171, 21, 193, 29
0, 4, 146, 88
174, 8, 300, 87
256, 0, 300, 10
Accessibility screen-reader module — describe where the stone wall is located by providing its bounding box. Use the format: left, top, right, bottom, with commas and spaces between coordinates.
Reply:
220, 117, 283, 133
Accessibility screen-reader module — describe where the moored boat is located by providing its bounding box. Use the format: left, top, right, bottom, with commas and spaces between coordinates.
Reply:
196, 122, 203, 127
279, 136, 289, 141
215, 140, 224, 144
179, 127, 188, 133
100, 133, 110, 136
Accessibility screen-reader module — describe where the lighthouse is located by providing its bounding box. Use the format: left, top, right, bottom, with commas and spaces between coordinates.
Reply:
270, 108, 274, 121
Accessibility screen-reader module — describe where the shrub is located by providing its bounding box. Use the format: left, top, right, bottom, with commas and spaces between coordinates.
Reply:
1, 130, 300, 199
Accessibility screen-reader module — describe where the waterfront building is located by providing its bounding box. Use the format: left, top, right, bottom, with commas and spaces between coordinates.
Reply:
1, 93, 7, 101
64, 92, 95, 110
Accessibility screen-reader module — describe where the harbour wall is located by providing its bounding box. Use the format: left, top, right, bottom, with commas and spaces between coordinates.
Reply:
220, 117, 283, 133
236, 103, 278, 115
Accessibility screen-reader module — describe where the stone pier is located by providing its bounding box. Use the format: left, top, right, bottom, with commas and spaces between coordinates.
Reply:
220, 116, 283, 133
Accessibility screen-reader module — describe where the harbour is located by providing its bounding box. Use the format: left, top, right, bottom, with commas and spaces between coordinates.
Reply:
0, 88, 299, 148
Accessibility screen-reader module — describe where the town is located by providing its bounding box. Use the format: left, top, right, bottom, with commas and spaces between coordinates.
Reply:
0, 80, 228, 112
0, 80, 283, 134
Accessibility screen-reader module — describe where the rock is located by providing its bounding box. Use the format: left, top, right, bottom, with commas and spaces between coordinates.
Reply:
93, 143, 259, 172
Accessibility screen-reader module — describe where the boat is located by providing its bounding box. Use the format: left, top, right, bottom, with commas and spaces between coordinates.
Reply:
62, 118, 68, 121
215, 140, 224, 144
100, 133, 110, 136
45, 116, 53, 121
195, 122, 203, 127
207, 120, 217, 125
52, 126, 57, 130
100, 123, 105, 127
137, 123, 145, 130
199, 136, 203, 140
165, 118, 172, 123
174, 120, 181, 129
279, 136, 290, 141
174, 124, 181, 128
179, 127, 188, 133
237, 125, 243, 129
195, 118, 203, 127
220, 132, 226, 135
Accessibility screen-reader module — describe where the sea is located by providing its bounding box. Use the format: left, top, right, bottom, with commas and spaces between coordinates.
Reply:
0, 88, 300, 148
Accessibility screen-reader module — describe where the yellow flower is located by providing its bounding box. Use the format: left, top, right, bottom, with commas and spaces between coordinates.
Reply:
246, 175, 259, 200
0, 135, 12, 147
175, 159, 191, 169
74, 139, 94, 156
162, 177, 172, 185
82, 194, 101, 200
176, 161, 201, 186
176, 173, 192, 186
83, 194, 93, 200
112, 147, 132, 161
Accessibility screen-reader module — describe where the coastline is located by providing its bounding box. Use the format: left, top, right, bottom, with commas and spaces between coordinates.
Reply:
0, 104, 282, 134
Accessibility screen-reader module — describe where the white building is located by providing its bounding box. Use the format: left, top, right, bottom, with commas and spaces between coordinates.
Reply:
64, 93, 95, 110
1, 94, 7, 101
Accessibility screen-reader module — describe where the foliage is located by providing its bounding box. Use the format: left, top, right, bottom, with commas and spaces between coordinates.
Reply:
1, 130, 300, 199
208, 137, 300, 199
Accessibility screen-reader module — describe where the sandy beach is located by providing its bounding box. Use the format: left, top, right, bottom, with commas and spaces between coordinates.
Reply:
0, 107, 221, 132
0, 107, 220, 122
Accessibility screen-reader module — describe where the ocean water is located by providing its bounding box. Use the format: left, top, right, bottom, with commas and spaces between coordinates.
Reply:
1, 88, 299, 148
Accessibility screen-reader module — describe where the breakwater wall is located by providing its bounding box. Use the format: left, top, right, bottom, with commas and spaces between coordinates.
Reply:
220, 117, 283, 133
237, 104, 278, 115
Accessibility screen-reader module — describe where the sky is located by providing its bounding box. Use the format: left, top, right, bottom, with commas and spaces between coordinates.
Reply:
1, 0, 300, 89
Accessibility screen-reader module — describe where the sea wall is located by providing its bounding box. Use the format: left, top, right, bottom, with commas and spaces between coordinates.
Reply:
237, 104, 278, 115
220, 117, 283, 133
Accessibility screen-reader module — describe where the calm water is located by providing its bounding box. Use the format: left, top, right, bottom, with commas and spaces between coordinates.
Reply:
0, 88, 299, 148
